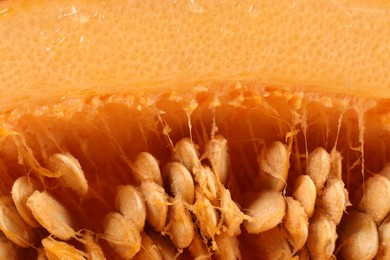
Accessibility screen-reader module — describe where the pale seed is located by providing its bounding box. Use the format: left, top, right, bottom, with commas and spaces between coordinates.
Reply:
214, 232, 241, 260
11, 176, 41, 227
357, 174, 390, 224
307, 213, 337, 260
0, 196, 37, 248
252, 226, 293, 259
172, 138, 200, 173
219, 187, 247, 236
202, 135, 230, 185
292, 175, 316, 218
165, 162, 195, 204
166, 198, 194, 249
191, 191, 220, 244
188, 232, 211, 260
377, 214, 390, 260
193, 166, 219, 204
140, 181, 169, 232
131, 152, 163, 186
82, 232, 106, 260
339, 211, 378, 260
26, 191, 75, 240
48, 153, 88, 196
42, 237, 86, 260
133, 232, 163, 260
103, 212, 141, 260
115, 185, 146, 231
282, 197, 308, 253
258, 141, 290, 191
149, 232, 180, 260
306, 147, 331, 194
318, 178, 350, 224
244, 190, 286, 234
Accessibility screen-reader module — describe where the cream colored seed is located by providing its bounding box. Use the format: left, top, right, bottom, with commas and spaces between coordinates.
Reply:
339, 211, 378, 260
377, 214, 390, 260
42, 237, 86, 260
306, 147, 331, 194
131, 152, 163, 186
307, 213, 337, 260
83, 232, 106, 260
214, 232, 241, 260
48, 153, 88, 196
172, 138, 200, 173
149, 232, 180, 260
193, 166, 219, 204
258, 141, 290, 191
252, 226, 293, 259
0, 196, 37, 248
244, 190, 286, 234
358, 174, 390, 224
165, 162, 195, 204
318, 178, 350, 224
11, 176, 41, 227
133, 232, 163, 260
103, 212, 141, 259
292, 175, 316, 218
219, 187, 247, 236
0, 232, 22, 260
115, 185, 146, 231
26, 191, 75, 240
282, 197, 308, 253
191, 191, 220, 244
202, 135, 230, 185
140, 181, 169, 232
166, 198, 195, 249
188, 232, 211, 260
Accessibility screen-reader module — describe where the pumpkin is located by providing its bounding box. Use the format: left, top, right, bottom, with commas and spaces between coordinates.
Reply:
0, 0, 389, 259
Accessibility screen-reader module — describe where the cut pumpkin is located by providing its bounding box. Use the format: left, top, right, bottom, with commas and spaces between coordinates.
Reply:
0, 0, 390, 259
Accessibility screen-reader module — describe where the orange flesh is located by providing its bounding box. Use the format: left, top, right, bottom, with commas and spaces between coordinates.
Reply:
0, 0, 390, 259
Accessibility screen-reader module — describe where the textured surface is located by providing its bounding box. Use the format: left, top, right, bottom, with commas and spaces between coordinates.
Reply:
0, 0, 389, 111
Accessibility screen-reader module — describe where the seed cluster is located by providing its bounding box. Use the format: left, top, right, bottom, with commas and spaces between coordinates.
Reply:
1, 135, 390, 259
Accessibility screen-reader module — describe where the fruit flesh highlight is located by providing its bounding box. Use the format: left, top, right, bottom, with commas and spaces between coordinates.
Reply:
0, 0, 390, 113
